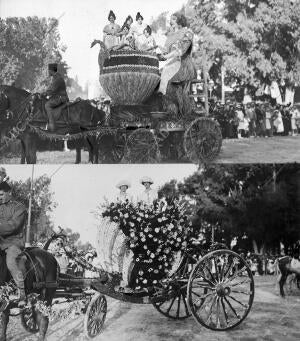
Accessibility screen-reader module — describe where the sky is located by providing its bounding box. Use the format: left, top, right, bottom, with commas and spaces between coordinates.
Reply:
0, 0, 186, 89
2, 164, 198, 246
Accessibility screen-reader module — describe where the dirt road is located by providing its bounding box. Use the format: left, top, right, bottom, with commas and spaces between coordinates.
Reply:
5, 276, 300, 341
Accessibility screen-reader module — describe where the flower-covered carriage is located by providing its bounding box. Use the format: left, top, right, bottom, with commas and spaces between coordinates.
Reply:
84, 198, 255, 337
93, 45, 223, 163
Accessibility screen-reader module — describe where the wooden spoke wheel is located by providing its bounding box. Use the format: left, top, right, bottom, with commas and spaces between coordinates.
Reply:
152, 253, 193, 320
187, 249, 254, 331
84, 293, 107, 339
184, 117, 222, 163
97, 133, 125, 163
21, 306, 39, 333
123, 128, 161, 163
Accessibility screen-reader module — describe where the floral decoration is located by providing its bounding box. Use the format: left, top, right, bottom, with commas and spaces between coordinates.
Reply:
101, 198, 193, 289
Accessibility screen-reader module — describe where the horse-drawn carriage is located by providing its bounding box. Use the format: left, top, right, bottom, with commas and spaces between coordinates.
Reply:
0, 47, 222, 164
0, 212, 254, 340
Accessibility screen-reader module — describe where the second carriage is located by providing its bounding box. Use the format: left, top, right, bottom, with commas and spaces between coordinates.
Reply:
97, 49, 222, 164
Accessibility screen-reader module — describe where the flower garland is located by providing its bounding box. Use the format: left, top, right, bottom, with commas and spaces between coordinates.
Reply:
101, 198, 193, 289
35, 299, 86, 322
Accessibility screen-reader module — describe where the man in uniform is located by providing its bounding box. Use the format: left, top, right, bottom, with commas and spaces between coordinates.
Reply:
44, 63, 69, 132
0, 181, 27, 306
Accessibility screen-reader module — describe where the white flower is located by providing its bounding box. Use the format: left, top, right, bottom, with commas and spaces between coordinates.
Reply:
130, 232, 135, 238
124, 213, 129, 218
141, 237, 146, 242
143, 245, 147, 250
154, 228, 160, 233
143, 279, 148, 284
148, 234, 153, 238
137, 217, 141, 222
158, 218, 162, 223
129, 222, 135, 227
150, 253, 155, 258
136, 258, 140, 262
138, 270, 144, 275
144, 227, 149, 233
153, 280, 158, 284
177, 238, 181, 242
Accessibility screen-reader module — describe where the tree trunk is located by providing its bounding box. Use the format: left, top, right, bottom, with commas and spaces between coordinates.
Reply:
221, 65, 225, 104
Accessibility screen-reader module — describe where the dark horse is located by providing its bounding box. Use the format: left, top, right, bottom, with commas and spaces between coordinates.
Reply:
277, 256, 300, 297
0, 85, 106, 163
0, 247, 58, 341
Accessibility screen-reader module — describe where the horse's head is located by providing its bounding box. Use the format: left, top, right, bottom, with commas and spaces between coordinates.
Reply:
0, 85, 32, 123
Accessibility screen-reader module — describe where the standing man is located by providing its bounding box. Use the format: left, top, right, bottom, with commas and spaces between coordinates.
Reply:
0, 181, 27, 306
44, 63, 69, 132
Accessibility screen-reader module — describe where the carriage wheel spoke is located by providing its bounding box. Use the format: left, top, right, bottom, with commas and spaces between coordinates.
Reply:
228, 295, 248, 309
220, 297, 229, 326
223, 296, 240, 319
225, 266, 248, 284
166, 296, 177, 314
231, 289, 251, 295
216, 297, 221, 328
176, 294, 181, 318
204, 295, 217, 324
230, 278, 252, 287
182, 292, 190, 316
213, 257, 220, 282
222, 257, 235, 280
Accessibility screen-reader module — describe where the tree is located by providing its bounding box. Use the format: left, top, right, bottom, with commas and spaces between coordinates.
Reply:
10, 175, 57, 242
159, 164, 300, 254
189, 0, 300, 89
0, 16, 68, 91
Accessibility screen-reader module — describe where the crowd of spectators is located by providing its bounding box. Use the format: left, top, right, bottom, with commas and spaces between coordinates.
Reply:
205, 100, 300, 139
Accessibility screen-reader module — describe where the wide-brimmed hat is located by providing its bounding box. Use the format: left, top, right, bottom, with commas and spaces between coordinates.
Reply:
116, 180, 131, 189
140, 176, 154, 185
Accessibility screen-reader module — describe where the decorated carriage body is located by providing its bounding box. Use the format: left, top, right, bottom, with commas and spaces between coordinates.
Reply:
97, 49, 223, 164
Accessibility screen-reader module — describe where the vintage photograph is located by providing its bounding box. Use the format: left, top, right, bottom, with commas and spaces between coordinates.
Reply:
1, 0, 300, 341
0, 163, 299, 340
1, 0, 300, 164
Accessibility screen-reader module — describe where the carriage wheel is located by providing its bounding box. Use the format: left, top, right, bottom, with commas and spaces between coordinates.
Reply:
123, 128, 161, 163
84, 293, 107, 339
184, 117, 222, 163
152, 253, 193, 319
21, 306, 39, 333
187, 249, 254, 331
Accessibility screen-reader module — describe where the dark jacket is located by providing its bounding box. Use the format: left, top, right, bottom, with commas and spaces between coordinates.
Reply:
46, 72, 68, 99
0, 200, 27, 250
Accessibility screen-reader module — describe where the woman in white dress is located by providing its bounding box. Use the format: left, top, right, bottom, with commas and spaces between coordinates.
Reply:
131, 12, 147, 50
139, 25, 157, 52
103, 10, 121, 49
115, 180, 133, 203
138, 176, 158, 205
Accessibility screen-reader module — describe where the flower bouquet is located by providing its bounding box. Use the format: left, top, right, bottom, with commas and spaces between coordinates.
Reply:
100, 198, 193, 289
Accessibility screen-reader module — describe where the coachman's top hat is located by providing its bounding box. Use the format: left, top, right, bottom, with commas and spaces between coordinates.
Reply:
48, 63, 58, 72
